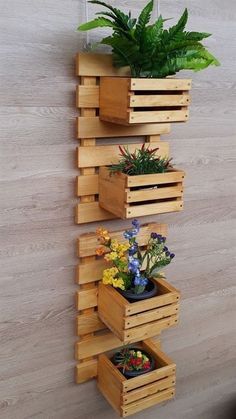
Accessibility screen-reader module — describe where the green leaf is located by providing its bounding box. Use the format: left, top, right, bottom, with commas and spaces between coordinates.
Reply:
135, 0, 154, 41
77, 17, 114, 31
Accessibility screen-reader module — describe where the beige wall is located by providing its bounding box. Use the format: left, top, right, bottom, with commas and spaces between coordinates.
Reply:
0, 1, 236, 418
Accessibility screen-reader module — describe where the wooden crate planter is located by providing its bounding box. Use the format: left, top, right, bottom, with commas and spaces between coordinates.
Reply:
99, 166, 185, 219
98, 278, 180, 344
100, 76, 192, 125
97, 339, 176, 417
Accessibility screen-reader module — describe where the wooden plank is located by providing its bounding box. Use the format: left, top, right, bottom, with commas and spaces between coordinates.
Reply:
125, 291, 179, 316
77, 117, 171, 139
76, 174, 98, 196
76, 312, 106, 335
130, 93, 190, 107
125, 200, 183, 218
75, 288, 98, 311
122, 375, 176, 405
129, 109, 189, 124
75, 201, 116, 224
121, 388, 175, 417
78, 223, 168, 258
122, 364, 176, 392
75, 360, 98, 384
130, 78, 192, 91
127, 170, 185, 187
76, 85, 99, 108
123, 315, 178, 343
76, 53, 130, 77
77, 142, 169, 168
124, 303, 179, 329
75, 332, 122, 360
76, 259, 109, 284
126, 185, 183, 203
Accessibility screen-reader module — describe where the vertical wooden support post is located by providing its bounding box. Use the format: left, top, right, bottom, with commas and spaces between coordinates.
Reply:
79, 75, 97, 360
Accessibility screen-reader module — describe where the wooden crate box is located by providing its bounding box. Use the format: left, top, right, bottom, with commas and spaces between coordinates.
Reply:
99, 166, 185, 219
98, 278, 180, 344
100, 76, 191, 125
97, 339, 176, 417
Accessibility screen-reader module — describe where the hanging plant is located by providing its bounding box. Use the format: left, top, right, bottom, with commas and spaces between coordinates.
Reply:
78, 0, 220, 78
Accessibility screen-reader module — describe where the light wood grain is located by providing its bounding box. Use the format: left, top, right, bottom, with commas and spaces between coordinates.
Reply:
0, 0, 236, 418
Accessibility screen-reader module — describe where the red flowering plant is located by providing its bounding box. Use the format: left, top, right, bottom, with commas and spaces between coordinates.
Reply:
113, 347, 152, 374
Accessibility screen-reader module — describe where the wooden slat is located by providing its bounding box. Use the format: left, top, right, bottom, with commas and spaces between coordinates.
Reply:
125, 200, 183, 218
127, 170, 185, 187
122, 364, 176, 392
75, 332, 122, 360
76, 53, 130, 77
129, 109, 189, 124
77, 142, 169, 168
130, 93, 190, 107
76, 259, 110, 284
75, 360, 98, 384
123, 315, 178, 342
77, 117, 171, 139
122, 375, 176, 405
78, 223, 168, 258
76, 175, 99, 196
130, 77, 192, 91
76, 312, 106, 335
75, 288, 98, 311
124, 303, 179, 329
76, 85, 99, 108
121, 388, 175, 417
126, 185, 183, 203
75, 201, 115, 224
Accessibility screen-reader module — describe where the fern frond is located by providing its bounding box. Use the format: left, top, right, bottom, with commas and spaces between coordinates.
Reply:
135, 0, 153, 41
78, 17, 114, 31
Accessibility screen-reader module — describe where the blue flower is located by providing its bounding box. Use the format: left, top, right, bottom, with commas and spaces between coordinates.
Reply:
151, 232, 158, 239
140, 277, 148, 287
134, 276, 141, 286
165, 251, 170, 257
161, 236, 166, 243
170, 253, 175, 259
129, 243, 138, 256
132, 219, 140, 230
164, 246, 168, 252
128, 257, 140, 273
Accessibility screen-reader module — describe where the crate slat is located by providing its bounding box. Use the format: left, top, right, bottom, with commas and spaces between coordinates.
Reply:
129, 109, 189, 124
126, 185, 183, 203
125, 200, 183, 218
130, 93, 190, 107
130, 77, 192, 91
124, 303, 179, 329
121, 388, 175, 417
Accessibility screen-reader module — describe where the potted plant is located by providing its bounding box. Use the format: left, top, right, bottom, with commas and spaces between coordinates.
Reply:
96, 220, 180, 343
99, 144, 185, 219
112, 347, 155, 378
78, 1, 219, 125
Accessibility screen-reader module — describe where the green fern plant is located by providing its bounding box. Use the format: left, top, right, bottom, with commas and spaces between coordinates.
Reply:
77, 0, 220, 78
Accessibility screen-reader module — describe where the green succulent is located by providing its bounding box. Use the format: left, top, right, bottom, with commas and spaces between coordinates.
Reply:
77, 0, 220, 78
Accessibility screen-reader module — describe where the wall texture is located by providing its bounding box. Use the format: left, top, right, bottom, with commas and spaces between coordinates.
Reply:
0, 1, 235, 418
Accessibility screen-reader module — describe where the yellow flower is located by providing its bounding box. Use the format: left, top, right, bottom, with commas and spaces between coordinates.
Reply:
96, 228, 110, 243
110, 239, 119, 251
136, 351, 142, 358
112, 277, 125, 290
104, 251, 118, 261
102, 267, 119, 285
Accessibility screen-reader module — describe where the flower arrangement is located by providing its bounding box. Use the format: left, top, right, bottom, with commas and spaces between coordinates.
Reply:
96, 219, 175, 296
112, 347, 153, 377
78, 1, 219, 78
109, 145, 172, 176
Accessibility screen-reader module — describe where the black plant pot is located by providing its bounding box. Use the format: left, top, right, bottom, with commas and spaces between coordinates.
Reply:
118, 278, 158, 303
112, 347, 155, 379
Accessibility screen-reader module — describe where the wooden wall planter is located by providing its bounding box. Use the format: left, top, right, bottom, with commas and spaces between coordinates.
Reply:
99, 166, 185, 219
100, 77, 192, 125
98, 339, 176, 417
98, 278, 180, 344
